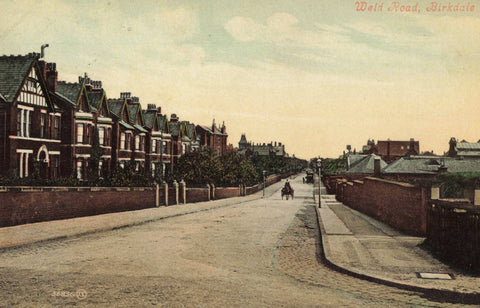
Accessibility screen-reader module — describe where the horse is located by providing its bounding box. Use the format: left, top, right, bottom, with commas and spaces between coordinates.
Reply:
281, 186, 294, 200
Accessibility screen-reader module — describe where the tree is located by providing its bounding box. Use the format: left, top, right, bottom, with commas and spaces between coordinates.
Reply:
216, 150, 258, 186
87, 128, 103, 184
177, 148, 219, 185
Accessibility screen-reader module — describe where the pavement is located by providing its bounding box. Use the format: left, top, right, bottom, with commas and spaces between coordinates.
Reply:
1, 176, 479, 302
315, 179, 480, 300
0, 182, 282, 251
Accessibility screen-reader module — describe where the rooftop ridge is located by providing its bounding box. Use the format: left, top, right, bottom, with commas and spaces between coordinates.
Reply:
0, 53, 40, 59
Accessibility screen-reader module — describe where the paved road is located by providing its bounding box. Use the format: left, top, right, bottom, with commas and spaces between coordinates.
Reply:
0, 177, 473, 307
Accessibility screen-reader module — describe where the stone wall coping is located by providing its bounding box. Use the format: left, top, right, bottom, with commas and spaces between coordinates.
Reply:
3, 186, 156, 192
365, 177, 417, 188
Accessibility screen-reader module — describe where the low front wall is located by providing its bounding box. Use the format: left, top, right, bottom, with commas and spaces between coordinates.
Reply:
0, 187, 156, 227
215, 187, 240, 200
0, 172, 293, 228
329, 176, 428, 236
186, 187, 209, 203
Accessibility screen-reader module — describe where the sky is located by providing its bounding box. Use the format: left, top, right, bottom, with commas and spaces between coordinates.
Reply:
1, 0, 480, 159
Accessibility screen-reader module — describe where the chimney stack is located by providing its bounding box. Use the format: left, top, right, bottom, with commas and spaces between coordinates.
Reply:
374, 156, 381, 176
38, 61, 58, 92
120, 92, 131, 99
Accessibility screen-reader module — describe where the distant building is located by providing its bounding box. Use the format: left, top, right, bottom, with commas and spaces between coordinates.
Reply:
362, 138, 419, 163
196, 119, 228, 156
447, 137, 480, 158
237, 134, 287, 158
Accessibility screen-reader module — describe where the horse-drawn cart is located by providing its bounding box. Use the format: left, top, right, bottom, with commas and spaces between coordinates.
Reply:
281, 186, 294, 200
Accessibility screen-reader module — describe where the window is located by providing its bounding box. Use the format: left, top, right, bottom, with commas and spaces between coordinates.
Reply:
98, 160, 103, 177
28, 111, 32, 137
162, 141, 168, 154
53, 157, 59, 179
106, 128, 111, 146
98, 127, 105, 145
152, 139, 157, 153
151, 163, 155, 177
76, 161, 83, 180
126, 133, 131, 150
140, 136, 145, 151
76, 123, 83, 143
40, 113, 46, 138
135, 135, 140, 151
54, 116, 60, 139
22, 110, 27, 137
17, 112, 21, 136
120, 133, 126, 150
86, 124, 91, 144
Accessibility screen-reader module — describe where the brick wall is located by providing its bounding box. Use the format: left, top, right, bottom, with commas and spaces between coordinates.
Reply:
0, 172, 293, 227
331, 176, 427, 236
0, 187, 155, 227
186, 188, 209, 203
215, 187, 240, 199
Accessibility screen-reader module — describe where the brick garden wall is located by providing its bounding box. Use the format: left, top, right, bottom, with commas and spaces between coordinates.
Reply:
215, 187, 240, 199
330, 176, 428, 236
0, 187, 156, 227
0, 173, 292, 228
186, 188, 209, 203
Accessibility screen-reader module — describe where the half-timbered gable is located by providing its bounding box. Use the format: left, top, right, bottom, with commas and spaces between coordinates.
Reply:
0, 53, 62, 179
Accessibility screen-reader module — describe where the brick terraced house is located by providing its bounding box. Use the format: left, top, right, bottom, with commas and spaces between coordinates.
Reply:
0, 51, 230, 181
0, 53, 62, 179
142, 104, 172, 177
196, 119, 228, 157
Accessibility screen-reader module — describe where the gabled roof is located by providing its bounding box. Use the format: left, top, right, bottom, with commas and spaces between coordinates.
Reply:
127, 104, 137, 123
107, 99, 125, 118
169, 122, 180, 137
186, 123, 196, 139
197, 125, 213, 134
56, 81, 84, 107
180, 122, 196, 139
142, 111, 156, 129
157, 115, 169, 133
456, 142, 480, 151
346, 154, 387, 174
382, 156, 480, 174
382, 157, 440, 174
347, 154, 368, 169
0, 53, 37, 102
87, 90, 105, 112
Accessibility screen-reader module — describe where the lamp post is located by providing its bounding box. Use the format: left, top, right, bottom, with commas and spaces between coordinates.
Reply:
262, 170, 266, 197
317, 160, 322, 208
